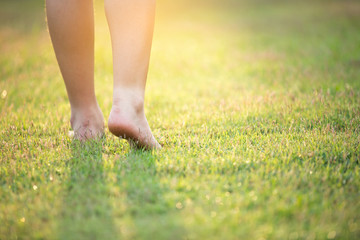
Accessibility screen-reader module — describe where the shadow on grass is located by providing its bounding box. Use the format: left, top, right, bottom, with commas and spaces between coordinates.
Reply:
58, 139, 118, 240
58, 139, 186, 240
113, 148, 187, 239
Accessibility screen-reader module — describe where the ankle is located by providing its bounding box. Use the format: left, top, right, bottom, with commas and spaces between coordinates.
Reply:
71, 99, 101, 112
70, 104, 104, 127
112, 88, 145, 113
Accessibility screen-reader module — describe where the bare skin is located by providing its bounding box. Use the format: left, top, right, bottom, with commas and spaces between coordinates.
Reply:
46, 0, 160, 149
108, 88, 160, 149
105, 0, 160, 149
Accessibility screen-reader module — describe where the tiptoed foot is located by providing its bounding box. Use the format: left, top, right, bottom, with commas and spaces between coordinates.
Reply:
108, 90, 161, 150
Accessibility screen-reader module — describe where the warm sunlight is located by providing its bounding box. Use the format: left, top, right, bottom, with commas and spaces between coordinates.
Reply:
1, 0, 359, 239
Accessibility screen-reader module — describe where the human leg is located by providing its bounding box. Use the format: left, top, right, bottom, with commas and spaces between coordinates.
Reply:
105, 0, 160, 149
46, 0, 104, 140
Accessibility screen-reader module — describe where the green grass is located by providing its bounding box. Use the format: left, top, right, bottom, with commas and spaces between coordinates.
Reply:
1, 0, 360, 239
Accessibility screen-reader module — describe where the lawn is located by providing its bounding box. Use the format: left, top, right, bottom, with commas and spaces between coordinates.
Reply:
1, 0, 360, 239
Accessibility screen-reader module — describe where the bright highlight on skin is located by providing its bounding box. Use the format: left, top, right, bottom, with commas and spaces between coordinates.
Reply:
46, 0, 160, 149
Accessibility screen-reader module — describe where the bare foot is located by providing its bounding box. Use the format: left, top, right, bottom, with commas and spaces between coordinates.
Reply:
70, 104, 104, 141
108, 90, 161, 150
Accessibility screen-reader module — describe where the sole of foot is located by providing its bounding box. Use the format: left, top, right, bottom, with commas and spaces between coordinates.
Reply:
108, 104, 161, 150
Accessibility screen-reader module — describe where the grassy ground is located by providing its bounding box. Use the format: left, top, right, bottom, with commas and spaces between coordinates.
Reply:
1, 0, 360, 239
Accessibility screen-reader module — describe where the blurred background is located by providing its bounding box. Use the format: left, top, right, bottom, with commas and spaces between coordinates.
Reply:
1, 0, 359, 117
